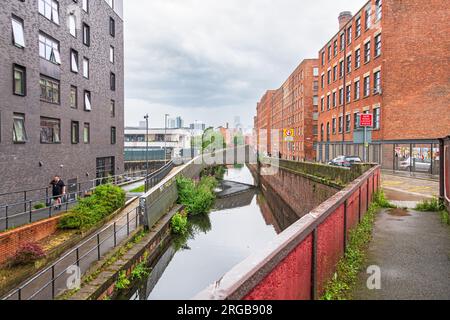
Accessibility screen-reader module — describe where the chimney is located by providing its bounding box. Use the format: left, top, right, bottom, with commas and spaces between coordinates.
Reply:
338, 11, 353, 30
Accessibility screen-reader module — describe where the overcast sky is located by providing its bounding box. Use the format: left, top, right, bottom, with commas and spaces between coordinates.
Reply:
123, 0, 364, 128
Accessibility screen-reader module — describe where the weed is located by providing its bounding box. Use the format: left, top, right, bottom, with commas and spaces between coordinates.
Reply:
171, 212, 188, 235
415, 197, 445, 212
115, 271, 130, 290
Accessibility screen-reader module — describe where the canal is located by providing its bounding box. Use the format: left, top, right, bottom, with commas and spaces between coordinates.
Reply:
123, 165, 300, 300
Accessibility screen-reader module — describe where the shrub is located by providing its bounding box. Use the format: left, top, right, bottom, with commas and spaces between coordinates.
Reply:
171, 212, 188, 235
115, 271, 130, 290
130, 261, 150, 281
59, 184, 126, 230
415, 197, 445, 212
33, 203, 46, 210
12, 242, 46, 266
176, 176, 218, 216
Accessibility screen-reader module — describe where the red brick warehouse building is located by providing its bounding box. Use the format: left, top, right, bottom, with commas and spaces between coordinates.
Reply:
316, 0, 450, 175
255, 59, 319, 161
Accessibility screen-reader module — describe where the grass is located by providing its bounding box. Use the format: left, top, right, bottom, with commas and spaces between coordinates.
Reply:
129, 185, 146, 193
415, 197, 445, 212
321, 190, 395, 300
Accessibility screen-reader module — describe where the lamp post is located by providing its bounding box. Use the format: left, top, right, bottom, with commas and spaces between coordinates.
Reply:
164, 114, 169, 163
144, 114, 149, 191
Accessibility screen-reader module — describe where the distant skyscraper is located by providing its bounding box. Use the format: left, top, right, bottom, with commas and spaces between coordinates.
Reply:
168, 116, 184, 129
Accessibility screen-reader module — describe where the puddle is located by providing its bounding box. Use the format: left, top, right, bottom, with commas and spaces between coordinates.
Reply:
387, 208, 411, 217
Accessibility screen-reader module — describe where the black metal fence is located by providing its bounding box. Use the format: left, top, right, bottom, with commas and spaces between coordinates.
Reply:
144, 161, 175, 192
0, 170, 148, 232
2, 206, 141, 300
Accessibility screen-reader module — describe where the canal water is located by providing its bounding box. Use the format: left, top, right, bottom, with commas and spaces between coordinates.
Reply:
125, 165, 299, 300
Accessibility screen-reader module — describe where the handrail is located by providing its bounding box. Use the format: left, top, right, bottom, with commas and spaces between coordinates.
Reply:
3, 205, 141, 301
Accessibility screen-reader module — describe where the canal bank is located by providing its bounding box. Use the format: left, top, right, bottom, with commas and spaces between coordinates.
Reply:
120, 165, 300, 300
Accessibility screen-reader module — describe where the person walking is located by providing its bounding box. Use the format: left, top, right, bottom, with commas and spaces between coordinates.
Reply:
50, 175, 66, 210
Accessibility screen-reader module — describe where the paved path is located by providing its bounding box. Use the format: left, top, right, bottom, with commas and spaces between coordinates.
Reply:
353, 189, 450, 301
382, 173, 439, 201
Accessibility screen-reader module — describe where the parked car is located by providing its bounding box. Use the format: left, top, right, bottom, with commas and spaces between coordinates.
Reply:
399, 157, 432, 172
328, 156, 362, 168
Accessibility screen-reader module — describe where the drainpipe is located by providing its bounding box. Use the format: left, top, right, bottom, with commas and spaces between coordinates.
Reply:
439, 137, 445, 203
342, 34, 347, 157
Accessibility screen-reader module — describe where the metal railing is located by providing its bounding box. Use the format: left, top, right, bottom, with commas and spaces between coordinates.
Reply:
3, 206, 141, 300
0, 165, 174, 232
145, 160, 175, 192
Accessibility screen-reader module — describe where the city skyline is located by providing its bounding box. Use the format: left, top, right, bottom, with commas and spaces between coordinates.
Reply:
123, 0, 364, 128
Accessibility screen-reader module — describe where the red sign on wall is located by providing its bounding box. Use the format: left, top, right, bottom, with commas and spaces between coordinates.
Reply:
360, 114, 373, 127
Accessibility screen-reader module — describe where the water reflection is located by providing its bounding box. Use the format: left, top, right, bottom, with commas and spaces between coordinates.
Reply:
125, 165, 300, 301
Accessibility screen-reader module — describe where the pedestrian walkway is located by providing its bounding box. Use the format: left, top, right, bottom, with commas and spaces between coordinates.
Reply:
3, 199, 141, 300
382, 173, 439, 202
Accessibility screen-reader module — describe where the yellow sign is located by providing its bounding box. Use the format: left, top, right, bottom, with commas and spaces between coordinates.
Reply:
283, 129, 294, 142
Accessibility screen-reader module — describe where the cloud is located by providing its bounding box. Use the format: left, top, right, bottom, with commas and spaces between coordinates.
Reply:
124, 0, 364, 127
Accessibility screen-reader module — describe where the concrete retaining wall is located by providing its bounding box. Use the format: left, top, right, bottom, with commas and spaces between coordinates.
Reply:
195, 165, 381, 300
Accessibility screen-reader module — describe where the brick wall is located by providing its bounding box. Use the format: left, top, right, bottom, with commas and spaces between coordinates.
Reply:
382, 0, 450, 140
0, 216, 61, 265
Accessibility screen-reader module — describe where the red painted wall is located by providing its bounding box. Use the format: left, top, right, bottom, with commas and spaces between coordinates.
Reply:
244, 235, 313, 300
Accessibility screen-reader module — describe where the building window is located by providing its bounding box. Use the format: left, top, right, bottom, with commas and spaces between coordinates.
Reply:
354, 112, 360, 129
340, 33, 345, 51
354, 80, 361, 100
356, 17, 361, 38
13, 64, 26, 96
373, 108, 381, 129
110, 72, 116, 91
347, 54, 352, 73
327, 95, 330, 110
346, 114, 351, 132
321, 51, 325, 66
70, 49, 79, 73
332, 118, 337, 135
320, 98, 324, 112
339, 88, 344, 105
365, 6, 372, 30
83, 123, 90, 143
40, 76, 60, 104
375, 34, 382, 57
346, 85, 351, 103
12, 16, 26, 48
40, 117, 60, 144
364, 76, 371, 97
333, 40, 338, 56
110, 100, 115, 117
313, 96, 319, 106
71, 121, 79, 144
320, 124, 324, 142
110, 46, 115, 63
338, 116, 343, 133
332, 92, 337, 107
109, 17, 115, 37
326, 123, 330, 141
374, 71, 381, 94
339, 61, 344, 78
13, 113, 27, 143
39, 33, 61, 64
333, 65, 337, 82
364, 41, 371, 63
321, 74, 325, 88
84, 90, 92, 111
69, 14, 76, 37
327, 70, 331, 85
347, 26, 352, 45
82, 0, 89, 13
111, 127, 116, 144
313, 81, 319, 92
83, 23, 90, 46
83, 57, 89, 78
38, 0, 59, 24
375, 0, 382, 21
355, 49, 361, 68
70, 86, 77, 109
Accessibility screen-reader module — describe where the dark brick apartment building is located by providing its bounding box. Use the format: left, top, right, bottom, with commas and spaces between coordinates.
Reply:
0, 0, 124, 196
255, 59, 319, 161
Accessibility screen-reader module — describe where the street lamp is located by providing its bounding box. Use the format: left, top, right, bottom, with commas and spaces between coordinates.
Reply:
164, 114, 170, 163
144, 114, 149, 191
